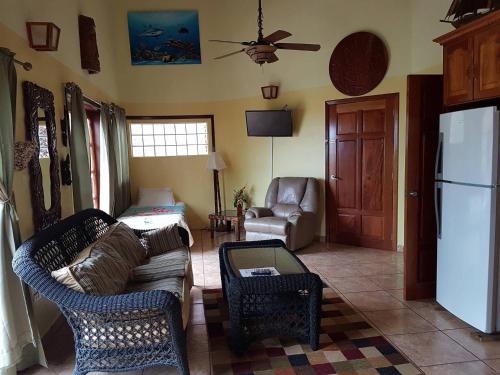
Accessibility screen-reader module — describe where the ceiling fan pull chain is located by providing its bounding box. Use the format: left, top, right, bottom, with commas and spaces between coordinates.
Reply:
258, 0, 264, 41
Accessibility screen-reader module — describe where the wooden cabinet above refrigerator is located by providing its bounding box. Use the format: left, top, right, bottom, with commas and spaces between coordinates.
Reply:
434, 11, 500, 107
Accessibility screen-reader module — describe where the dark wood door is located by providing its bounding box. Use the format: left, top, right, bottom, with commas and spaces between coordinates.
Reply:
474, 23, 500, 101
404, 75, 443, 300
443, 38, 474, 106
326, 94, 398, 251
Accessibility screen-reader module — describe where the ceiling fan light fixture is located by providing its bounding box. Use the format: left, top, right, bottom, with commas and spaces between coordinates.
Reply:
261, 85, 279, 99
245, 45, 277, 64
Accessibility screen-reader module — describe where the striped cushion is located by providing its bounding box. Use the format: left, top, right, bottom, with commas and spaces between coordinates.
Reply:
100, 222, 146, 268
51, 245, 130, 296
131, 248, 189, 282
126, 277, 184, 300
141, 224, 184, 256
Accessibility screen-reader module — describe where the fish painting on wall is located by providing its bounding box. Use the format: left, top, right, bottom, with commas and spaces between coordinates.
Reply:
127, 11, 201, 65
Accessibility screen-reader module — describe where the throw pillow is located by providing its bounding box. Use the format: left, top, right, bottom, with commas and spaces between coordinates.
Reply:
51, 245, 130, 296
97, 222, 146, 268
142, 224, 184, 256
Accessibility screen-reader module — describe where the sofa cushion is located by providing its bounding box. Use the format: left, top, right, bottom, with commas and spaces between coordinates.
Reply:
126, 277, 184, 300
142, 224, 184, 256
244, 217, 289, 235
131, 248, 189, 282
97, 222, 146, 268
51, 245, 130, 296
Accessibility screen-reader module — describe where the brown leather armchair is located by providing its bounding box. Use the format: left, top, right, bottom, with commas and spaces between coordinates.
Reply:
244, 177, 319, 251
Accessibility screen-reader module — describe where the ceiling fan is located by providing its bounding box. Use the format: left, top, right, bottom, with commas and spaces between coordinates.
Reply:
210, 0, 321, 65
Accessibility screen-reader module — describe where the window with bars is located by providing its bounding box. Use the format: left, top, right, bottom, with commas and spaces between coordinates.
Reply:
130, 121, 210, 158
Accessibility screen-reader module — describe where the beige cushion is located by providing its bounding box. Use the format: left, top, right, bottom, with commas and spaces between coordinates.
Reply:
126, 276, 191, 328
141, 224, 184, 256
102, 222, 146, 268
51, 245, 130, 296
131, 248, 189, 282
126, 277, 184, 299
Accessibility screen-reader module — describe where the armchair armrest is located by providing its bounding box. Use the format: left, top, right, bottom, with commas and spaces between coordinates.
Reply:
288, 211, 316, 226
245, 207, 273, 219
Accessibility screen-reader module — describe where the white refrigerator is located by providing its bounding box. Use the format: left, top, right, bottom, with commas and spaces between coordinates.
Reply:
436, 106, 500, 333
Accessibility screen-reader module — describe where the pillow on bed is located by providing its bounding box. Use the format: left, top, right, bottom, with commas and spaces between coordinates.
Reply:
137, 187, 175, 207
142, 224, 184, 256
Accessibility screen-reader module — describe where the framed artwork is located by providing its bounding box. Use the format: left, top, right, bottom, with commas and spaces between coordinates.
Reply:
127, 11, 201, 65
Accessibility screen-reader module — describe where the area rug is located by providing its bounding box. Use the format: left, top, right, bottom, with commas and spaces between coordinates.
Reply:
203, 287, 421, 375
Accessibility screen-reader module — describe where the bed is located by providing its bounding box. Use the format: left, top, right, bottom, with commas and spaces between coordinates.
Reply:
118, 188, 194, 246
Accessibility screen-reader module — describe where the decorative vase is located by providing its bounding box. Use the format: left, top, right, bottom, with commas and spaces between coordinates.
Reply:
237, 204, 243, 216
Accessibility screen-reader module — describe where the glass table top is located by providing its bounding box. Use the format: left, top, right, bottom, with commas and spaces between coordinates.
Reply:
227, 246, 307, 277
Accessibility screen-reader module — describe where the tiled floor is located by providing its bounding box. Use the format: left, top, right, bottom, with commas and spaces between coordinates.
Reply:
22, 230, 500, 374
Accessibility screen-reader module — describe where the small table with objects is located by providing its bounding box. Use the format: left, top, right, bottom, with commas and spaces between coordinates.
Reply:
209, 210, 244, 241
219, 240, 323, 354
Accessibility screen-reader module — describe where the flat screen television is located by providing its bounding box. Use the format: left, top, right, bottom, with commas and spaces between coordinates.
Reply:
245, 110, 293, 137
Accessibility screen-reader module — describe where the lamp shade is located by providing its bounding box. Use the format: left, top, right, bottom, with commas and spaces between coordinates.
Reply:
261, 85, 279, 99
206, 151, 227, 171
26, 22, 61, 51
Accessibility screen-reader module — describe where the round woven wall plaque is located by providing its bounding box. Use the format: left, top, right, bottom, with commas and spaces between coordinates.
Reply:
329, 32, 388, 96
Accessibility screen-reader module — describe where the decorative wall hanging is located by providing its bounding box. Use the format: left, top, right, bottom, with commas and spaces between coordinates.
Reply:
60, 154, 72, 186
14, 141, 36, 170
128, 11, 201, 65
23, 81, 61, 231
329, 32, 388, 96
79, 15, 100, 74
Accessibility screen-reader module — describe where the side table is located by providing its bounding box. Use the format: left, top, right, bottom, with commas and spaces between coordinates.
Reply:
209, 210, 244, 241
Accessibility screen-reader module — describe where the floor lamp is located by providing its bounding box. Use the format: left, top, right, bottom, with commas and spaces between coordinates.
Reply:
207, 151, 227, 216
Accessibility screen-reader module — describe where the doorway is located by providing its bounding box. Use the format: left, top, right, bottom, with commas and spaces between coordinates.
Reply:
404, 75, 443, 300
325, 93, 399, 251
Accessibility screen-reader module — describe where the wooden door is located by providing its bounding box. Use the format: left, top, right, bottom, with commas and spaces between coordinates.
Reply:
404, 75, 443, 300
326, 94, 398, 251
443, 37, 474, 106
474, 23, 500, 101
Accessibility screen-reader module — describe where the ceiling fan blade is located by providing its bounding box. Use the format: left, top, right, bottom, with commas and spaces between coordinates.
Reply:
214, 49, 245, 60
209, 39, 251, 45
267, 53, 279, 63
263, 30, 292, 43
274, 43, 321, 51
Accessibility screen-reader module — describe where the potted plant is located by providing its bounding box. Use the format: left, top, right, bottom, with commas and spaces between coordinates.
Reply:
233, 185, 250, 216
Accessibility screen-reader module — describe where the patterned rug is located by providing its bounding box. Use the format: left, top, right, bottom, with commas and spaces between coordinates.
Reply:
203, 287, 421, 375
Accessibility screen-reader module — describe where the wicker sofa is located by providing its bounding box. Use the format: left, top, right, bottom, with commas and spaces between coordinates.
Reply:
12, 209, 192, 375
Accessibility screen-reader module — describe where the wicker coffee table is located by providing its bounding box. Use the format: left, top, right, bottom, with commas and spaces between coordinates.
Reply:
219, 240, 322, 354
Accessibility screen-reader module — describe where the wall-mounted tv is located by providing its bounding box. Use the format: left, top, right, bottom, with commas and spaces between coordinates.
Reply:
245, 110, 293, 137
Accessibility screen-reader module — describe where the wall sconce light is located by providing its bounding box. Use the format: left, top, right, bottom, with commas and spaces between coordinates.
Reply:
261, 85, 279, 100
26, 22, 61, 51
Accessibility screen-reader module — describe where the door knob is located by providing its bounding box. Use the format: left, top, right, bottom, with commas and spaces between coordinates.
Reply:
408, 191, 418, 197
330, 175, 339, 180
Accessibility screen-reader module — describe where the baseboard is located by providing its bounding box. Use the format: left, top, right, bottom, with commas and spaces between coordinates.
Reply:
315, 235, 327, 243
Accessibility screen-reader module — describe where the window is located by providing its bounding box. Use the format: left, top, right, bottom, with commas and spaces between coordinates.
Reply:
130, 120, 210, 158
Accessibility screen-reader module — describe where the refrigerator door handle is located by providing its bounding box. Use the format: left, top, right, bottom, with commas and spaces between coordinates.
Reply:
435, 132, 444, 180
435, 182, 442, 239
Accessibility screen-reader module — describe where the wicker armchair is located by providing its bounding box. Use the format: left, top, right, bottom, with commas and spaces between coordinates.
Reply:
12, 209, 190, 375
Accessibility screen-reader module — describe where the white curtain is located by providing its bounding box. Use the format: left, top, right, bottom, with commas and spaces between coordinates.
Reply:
0, 48, 45, 373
